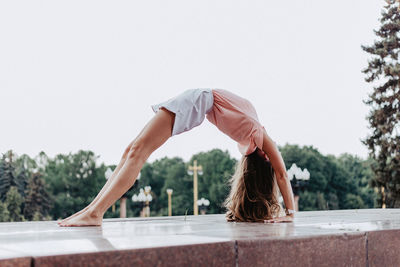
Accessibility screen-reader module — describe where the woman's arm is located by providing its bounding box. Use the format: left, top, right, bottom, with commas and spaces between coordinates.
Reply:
261, 128, 295, 222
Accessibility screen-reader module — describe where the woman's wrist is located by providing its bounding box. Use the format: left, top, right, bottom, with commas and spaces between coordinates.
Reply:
285, 208, 296, 217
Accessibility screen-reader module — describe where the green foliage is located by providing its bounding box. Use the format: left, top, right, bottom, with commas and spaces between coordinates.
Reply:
336, 154, 378, 208
5, 186, 25, 222
41, 150, 107, 219
361, 0, 400, 207
281, 144, 377, 211
139, 157, 193, 216
15, 154, 39, 179
0, 152, 26, 202
298, 191, 316, 211
327, 193, 339, 210
316, 192, 327, 210
298, 191, 327, 211
0, 145, 379, 221
190, 149, 237, 214
23, 173, 52, 221
131, 149, 236, 216
0, 201, 9, 222
343, 194, 365, 209
32, 211, 42, 221
280, 145, 329, 193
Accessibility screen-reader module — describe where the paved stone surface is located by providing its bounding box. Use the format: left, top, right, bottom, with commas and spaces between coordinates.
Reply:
0, 209, 399, 266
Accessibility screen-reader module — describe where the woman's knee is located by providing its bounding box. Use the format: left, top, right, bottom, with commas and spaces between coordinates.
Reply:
127, 141, 147, 161
122, 146, 131, 158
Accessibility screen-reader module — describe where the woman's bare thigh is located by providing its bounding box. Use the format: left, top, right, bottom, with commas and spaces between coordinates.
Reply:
130, 108, 175, 158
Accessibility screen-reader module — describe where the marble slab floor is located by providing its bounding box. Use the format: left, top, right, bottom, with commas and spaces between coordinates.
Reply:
0, 209, 399, 267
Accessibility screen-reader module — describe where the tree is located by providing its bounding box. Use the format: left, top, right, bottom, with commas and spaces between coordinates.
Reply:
4, 186, 25, 222
0, 151, 25, 202
190, 149, 237, 214
42, 150, 107, 219
0, 201, 9, 222
23, 173, 52, 221
155, 157, 193, 216
343, 194, 365, 209
280, 144, 374, 211
336, 154, 378, 208
134, 159, 176, 217
361, 0, 400, 207
280, 145, 329, 194
327, 193, 339, 210
15, 153, 39, 182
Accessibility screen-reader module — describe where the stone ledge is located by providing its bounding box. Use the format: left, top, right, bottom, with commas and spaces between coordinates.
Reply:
0, 209, 399, 267
33, 241, 236, 267
238, 233, 366, 266
367, 229, 400, 267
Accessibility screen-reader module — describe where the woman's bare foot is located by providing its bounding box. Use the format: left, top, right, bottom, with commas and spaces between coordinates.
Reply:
58, 209, 102, 227
57, 207, 90, 225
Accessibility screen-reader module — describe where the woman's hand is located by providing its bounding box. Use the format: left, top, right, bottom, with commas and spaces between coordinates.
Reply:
264, 215, 294, 223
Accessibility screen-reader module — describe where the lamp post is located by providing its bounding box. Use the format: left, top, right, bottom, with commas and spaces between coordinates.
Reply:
144, 186, 152, 217
197, 197, 210, 215
166, 188, 173, 216
188, 160, 203, 215
287, 163, 310, 211
132, 186, 152, 217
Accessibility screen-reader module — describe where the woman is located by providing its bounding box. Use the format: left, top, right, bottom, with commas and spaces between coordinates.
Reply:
58, 88, 295, 226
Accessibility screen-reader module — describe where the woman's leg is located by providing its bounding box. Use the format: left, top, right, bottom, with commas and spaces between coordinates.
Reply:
59, 108, 175, 226
58, 121, 155, 223
57, 145, 133, 224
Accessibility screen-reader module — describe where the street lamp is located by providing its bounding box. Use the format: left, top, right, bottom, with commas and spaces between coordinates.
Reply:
166, 188, 173, 216
188, 160, 203, 215
287, 164, 310, 181
132, 186, 152, 217
144, 186, 152, 217
287, 163, 310, 211
197, 197, 210, 215
132, 188, 145, 217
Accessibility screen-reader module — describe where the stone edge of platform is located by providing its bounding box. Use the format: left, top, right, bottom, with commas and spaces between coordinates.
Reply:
1, 228, 400, 267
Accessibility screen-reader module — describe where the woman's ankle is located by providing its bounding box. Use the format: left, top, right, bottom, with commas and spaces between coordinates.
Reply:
87, 206, 103, 219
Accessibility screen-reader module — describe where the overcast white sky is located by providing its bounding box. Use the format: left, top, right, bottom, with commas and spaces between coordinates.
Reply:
0, 0, 384, 165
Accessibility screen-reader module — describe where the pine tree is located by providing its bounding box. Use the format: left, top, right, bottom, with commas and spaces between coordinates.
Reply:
0, 201, 9, 222
23, 173, 52, 221
16, 167, 28, 199
5, 186, 25, 222
361, 0, 400, 208
0, 152, 24, 202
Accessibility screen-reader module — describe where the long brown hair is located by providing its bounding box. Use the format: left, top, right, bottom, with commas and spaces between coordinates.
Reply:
224, 148, 281, 222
